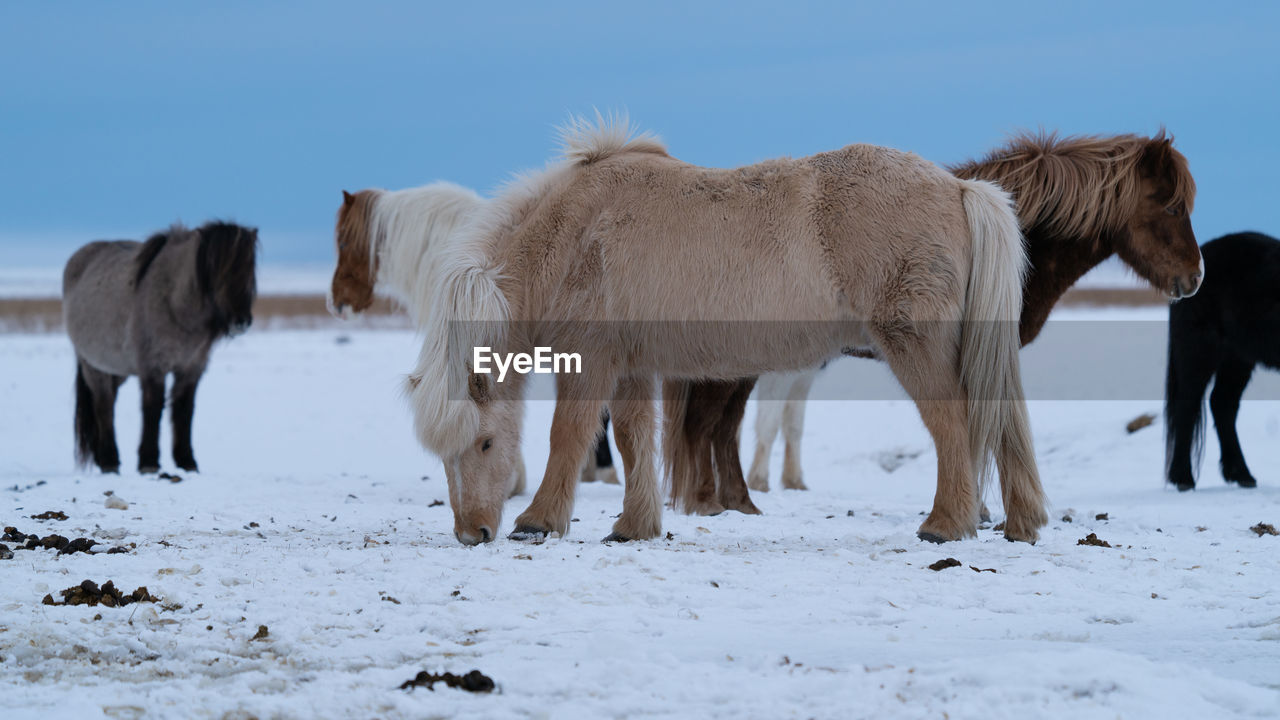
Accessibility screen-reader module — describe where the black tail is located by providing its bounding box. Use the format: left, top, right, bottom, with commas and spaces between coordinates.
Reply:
74, 364, 97, 468
1163, 317, 1205, 486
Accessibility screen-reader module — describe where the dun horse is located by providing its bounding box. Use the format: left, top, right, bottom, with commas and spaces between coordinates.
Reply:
666, 131, 1202, 516
407, 116, 1046, 546
327, 182, 530, 496
1166, 232, 1278, 491
63, 222, 258, 473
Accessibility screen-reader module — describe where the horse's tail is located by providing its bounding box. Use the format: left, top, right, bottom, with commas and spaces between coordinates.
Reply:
661, 378, 699, 512
958, 179, 1045, 537
1163, 307, 1205, 484
73, 363, 96, 468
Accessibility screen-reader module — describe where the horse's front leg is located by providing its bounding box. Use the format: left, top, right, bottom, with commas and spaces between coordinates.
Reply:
605, 374, 663, 542
1210, 354, 1258, 487
714, 379, 761, 514
137, 372, 166, 473
511, 370, 616, 539
171, 368, 203, 472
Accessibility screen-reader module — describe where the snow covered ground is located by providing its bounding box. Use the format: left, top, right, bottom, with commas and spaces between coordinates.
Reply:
2, 313, 1278, 719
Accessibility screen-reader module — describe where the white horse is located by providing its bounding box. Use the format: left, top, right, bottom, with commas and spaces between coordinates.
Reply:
326, 183, 529, 495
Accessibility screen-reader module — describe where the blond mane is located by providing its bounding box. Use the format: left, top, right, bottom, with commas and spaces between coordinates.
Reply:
557, 110, 667, 164
949, 130, 1196, 241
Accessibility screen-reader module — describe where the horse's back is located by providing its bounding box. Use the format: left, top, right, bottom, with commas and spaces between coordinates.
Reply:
63, 240, 139, 292
1175, 232, 1280, 364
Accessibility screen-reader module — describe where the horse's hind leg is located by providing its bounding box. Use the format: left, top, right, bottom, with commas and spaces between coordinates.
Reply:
78, 360, 123, 473
1166, 342, 1216, 491
513, 370, 616, 539
879, 330, 977, 542
137, 372, 166, 473
605, 375, 663, 542
747, 375, 785, 492
780, 371, 817, 490
714, 379, 760, 514
1210, 354, 1257, 487
171, 368, 203, 472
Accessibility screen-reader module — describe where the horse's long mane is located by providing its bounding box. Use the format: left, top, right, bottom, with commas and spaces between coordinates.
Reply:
368, 182, 484, 319
948, 130, 1196, 241
195, 221, 259, 333
133, 227, 175, 285
408, 113, 665, 457
557, 110, 667, 164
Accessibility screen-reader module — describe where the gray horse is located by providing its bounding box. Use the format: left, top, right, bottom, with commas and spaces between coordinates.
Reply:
62, 221, 258, 473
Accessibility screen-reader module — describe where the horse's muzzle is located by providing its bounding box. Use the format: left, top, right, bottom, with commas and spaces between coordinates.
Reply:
456, 526, 494, 546
1170, 271, 1202, 300
230, 319, 252, 337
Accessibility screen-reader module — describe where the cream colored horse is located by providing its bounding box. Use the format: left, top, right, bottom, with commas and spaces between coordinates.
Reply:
409, 115, 1047, 546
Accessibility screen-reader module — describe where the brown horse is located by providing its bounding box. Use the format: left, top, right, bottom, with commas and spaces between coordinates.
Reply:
406, 115, 1046, 546
665, 131, 1202, 517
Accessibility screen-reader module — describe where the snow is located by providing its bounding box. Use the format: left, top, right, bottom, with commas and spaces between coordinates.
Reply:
2, 313, 1279, 719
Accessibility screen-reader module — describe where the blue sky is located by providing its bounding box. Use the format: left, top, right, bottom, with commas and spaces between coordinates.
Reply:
2, 1, 1277, 266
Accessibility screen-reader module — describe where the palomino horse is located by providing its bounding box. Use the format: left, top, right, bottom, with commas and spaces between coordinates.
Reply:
326, 182, 530, 496
406, 116, 1046, 545
666, 131, 1202, 514
63, 222, 258, 473
1166, 232, 1278, 491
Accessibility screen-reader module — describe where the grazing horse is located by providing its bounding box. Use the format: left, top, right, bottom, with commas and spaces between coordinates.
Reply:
63, 222, 258, 473
666, 131, 1202, 516
1166, 232, 1279, 491
326, 182, 529, 496
406, 115, 1046, 546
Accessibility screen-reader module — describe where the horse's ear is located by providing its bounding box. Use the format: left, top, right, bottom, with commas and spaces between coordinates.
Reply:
342, 190, 355, 206
467, 372, 492, 406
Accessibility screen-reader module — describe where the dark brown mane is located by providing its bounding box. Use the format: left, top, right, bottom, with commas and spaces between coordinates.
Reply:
133, 228, 174, 285
948, 130, 1196, 241
194, 221, 259, 335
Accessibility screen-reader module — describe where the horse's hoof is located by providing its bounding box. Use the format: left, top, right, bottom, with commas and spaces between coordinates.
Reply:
687, 501, 725, 517
509, 525, 549, 542
99, 465, 120, 475
917, 531, 950, 544
602, 532, 632, 543
1174, 482, 1195, 492
1226, 475, 1258, 488
139, 465, 159, 474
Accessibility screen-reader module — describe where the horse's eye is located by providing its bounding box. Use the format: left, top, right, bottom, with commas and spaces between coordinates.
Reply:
481, 438, 493, 452
1164, 206, 1179, 217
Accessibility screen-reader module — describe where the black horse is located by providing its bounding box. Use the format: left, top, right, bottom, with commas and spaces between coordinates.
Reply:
62, 221, 258, 473
1166, 232, 1279, 491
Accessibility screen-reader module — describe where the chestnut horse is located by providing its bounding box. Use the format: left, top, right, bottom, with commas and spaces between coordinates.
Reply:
327, 182, 529, 497
666, 131, 1202, 515
406, 116, 1046, 546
